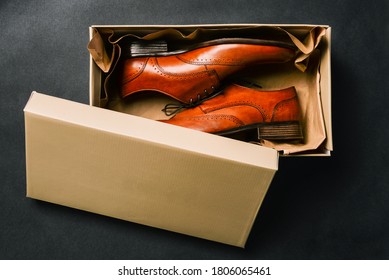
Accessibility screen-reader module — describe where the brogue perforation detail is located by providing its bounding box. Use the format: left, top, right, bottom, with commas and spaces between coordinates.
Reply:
204, 101, 268, 121
152, 58, 217, 80
123, 58, 148, 84
178, 55, 242, 66
271, 96, 298, 121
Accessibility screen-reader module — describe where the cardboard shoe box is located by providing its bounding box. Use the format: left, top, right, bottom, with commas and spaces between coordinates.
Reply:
24, 24, 332, 247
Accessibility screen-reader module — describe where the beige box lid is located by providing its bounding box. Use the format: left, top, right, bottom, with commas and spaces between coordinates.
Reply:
24, 91, 278, 247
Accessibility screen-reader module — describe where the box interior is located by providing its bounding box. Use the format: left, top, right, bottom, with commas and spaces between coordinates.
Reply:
88, 24, 332, 155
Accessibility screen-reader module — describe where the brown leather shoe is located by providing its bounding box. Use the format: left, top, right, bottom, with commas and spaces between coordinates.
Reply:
118, 41, 296, 105
159, 83, 303, 141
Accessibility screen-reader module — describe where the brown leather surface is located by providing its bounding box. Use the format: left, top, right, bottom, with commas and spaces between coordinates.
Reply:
160, 84, 301, 134
119, 43, 295, 104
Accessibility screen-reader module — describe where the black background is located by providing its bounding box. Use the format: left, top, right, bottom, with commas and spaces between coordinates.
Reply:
1, 0, 388, 259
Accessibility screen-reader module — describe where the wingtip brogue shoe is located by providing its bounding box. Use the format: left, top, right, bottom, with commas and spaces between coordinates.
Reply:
118, 41, 296, 105
159, 83, 303, 141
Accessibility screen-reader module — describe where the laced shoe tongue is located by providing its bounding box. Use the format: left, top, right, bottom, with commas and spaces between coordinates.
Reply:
162, 89, 224, 116
236, 80, 262, 89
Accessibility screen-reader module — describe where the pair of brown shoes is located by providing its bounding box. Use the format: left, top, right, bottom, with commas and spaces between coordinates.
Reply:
118, 40, 303, 141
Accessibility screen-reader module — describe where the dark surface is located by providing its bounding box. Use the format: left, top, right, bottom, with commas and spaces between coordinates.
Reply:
1, 0, 388, 259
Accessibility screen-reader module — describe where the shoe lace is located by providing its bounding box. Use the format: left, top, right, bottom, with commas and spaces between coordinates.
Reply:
162, 87, 222, 116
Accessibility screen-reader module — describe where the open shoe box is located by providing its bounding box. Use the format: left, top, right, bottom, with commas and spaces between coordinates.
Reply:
24, 24, 331, 247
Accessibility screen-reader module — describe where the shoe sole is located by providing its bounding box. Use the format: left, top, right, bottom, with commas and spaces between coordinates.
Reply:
216, 121, 304, 141
127, 38, 296, 57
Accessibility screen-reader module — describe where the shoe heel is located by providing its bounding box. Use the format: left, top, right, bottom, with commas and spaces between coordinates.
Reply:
129, 40, 168, 57
258, 121, 303, 140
